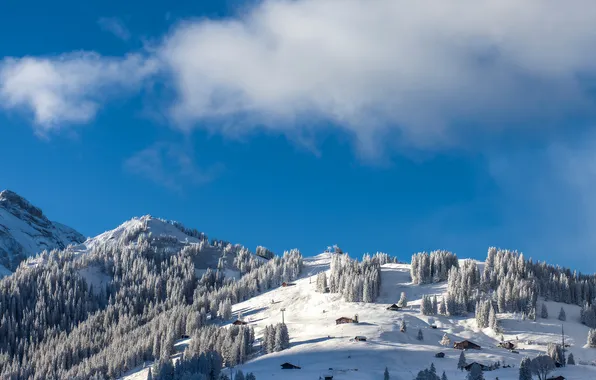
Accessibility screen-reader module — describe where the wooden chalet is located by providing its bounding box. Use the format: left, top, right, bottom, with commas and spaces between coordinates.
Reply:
386, 304, 401, 311
280, 362, 301, 370
453, 340, 481, 350
464, 362, 490, 371
546, 376, 565, 380
354, 336, 367, 342
282, 282, 296, 287
498, 341, 515, 350
336, 316, 357, 325
232, 320, 248, 325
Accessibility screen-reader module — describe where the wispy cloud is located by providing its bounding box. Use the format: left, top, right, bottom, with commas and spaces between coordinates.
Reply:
158, 0, 596, 156
3, 0, 596, 154
0, 52, 158, 134
97, 17, 131, 41
123, 142, 222, 191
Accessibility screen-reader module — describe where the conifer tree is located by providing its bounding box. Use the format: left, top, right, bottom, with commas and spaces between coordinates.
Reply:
397, 292, 407, 308
519, 357, 532, 380
567, 352, 575, 365
417, 329, 424, 341
558, 307, 566, 321
458, 351, 466, 370
400, 320, 406, 332
588, 328, 596, 348
466, 363, 484, 380
441, 371, 448, 380
439, 333, 450, 346
384, 367, 390, 380
541, 304, 548, 319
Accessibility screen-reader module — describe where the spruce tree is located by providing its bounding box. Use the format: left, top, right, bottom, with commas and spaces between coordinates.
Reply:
558, 307, 566, 321
541, 304, 548, 319
439, 333, 450, 346
417, 329, 424, 341
467, 363, 484, 380
235, 370, 245, 380
441, 371, 448, 380
566, 352, 574, 365
519, 357, 532, 380
588, 328, 596, 348
458, 351, 466, 370
397, 292, 407, 308
384, 367, 390, 380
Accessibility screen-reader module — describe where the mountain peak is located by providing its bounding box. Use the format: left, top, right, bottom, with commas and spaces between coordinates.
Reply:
0, 189, 44, 219
0, 190, 84, 274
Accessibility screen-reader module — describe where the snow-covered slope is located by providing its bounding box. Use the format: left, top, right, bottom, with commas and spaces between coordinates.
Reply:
67, 215, 266, 277
0, 190, 84, 274
123, 254, 596, 380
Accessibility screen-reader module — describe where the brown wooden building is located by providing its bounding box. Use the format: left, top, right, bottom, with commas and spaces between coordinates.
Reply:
453, 340, 481, 350
336, 317, 355, 325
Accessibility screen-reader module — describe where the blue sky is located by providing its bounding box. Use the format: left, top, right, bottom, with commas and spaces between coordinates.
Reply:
2, 0, 596, 270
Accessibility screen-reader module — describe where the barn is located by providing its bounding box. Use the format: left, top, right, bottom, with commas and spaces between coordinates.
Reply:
336, 317, 355, 325
454, 340, 481, 350
280, 362, 301, 369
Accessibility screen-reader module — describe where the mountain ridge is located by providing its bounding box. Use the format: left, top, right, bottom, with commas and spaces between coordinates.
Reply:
0, 189, 85, 273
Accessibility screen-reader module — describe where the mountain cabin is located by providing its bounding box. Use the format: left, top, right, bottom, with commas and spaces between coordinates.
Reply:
454, 340, 481, 350
336, 315, 358, 325
546, 376, 565, 380
498, 341, 515, 350
354, 336, 367, 341
387, 304, 401, 311
232, 320, 247, 325
280, 362, 301, 370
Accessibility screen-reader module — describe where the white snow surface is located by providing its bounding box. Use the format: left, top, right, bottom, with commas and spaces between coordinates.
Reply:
122, 254, 596, 380
0, 190, 84, 275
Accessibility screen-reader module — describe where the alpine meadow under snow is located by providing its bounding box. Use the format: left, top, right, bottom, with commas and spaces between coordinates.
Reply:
2, 190, 596, 379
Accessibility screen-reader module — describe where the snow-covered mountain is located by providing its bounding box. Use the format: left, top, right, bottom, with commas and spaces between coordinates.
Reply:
66, 214, 267, 277
123, 253, 596, 380
0, 189, 84, 274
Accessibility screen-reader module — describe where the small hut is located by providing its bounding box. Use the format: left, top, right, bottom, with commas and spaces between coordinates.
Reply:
232, 320, 247, 325
280, 362, 301, 369
498, 341, 515, 350
435, 352, 445, 358
354, 336, 367, 342
453, 340, 481, 350
336, 317, 355, 325
387, 304, 401, 311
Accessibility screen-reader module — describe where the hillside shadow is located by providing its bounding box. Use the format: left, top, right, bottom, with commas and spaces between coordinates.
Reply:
291, 336, 333, 348
234, 306, 269, 318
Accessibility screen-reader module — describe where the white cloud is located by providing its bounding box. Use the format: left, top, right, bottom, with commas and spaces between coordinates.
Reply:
124, 142, 222, 190
159, 0, 596, 155
0, 52, 158, 133
98, 17, 131, 41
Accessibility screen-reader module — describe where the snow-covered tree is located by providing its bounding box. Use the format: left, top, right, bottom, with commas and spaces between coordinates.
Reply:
438, 298, 447, 315
541, 304, 548, 319
519, 357, 532, 380
417, 329, 424, 340
384, 367, 390, 380
235, 370, 245, 380
530, 355, 555, 380
567, 352, 575, 365
458, 351, 466, 370
441, 371, 448, 380
400, 320, 406, 332
397, 292, 407, 308
410, 251, 458, 284
439, 333, 450, 346
547, 343, 565, 366
588, 328, 596, 348
316, 272, 328, 293
466, 363, 484, 380
558, 307, 566, 321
